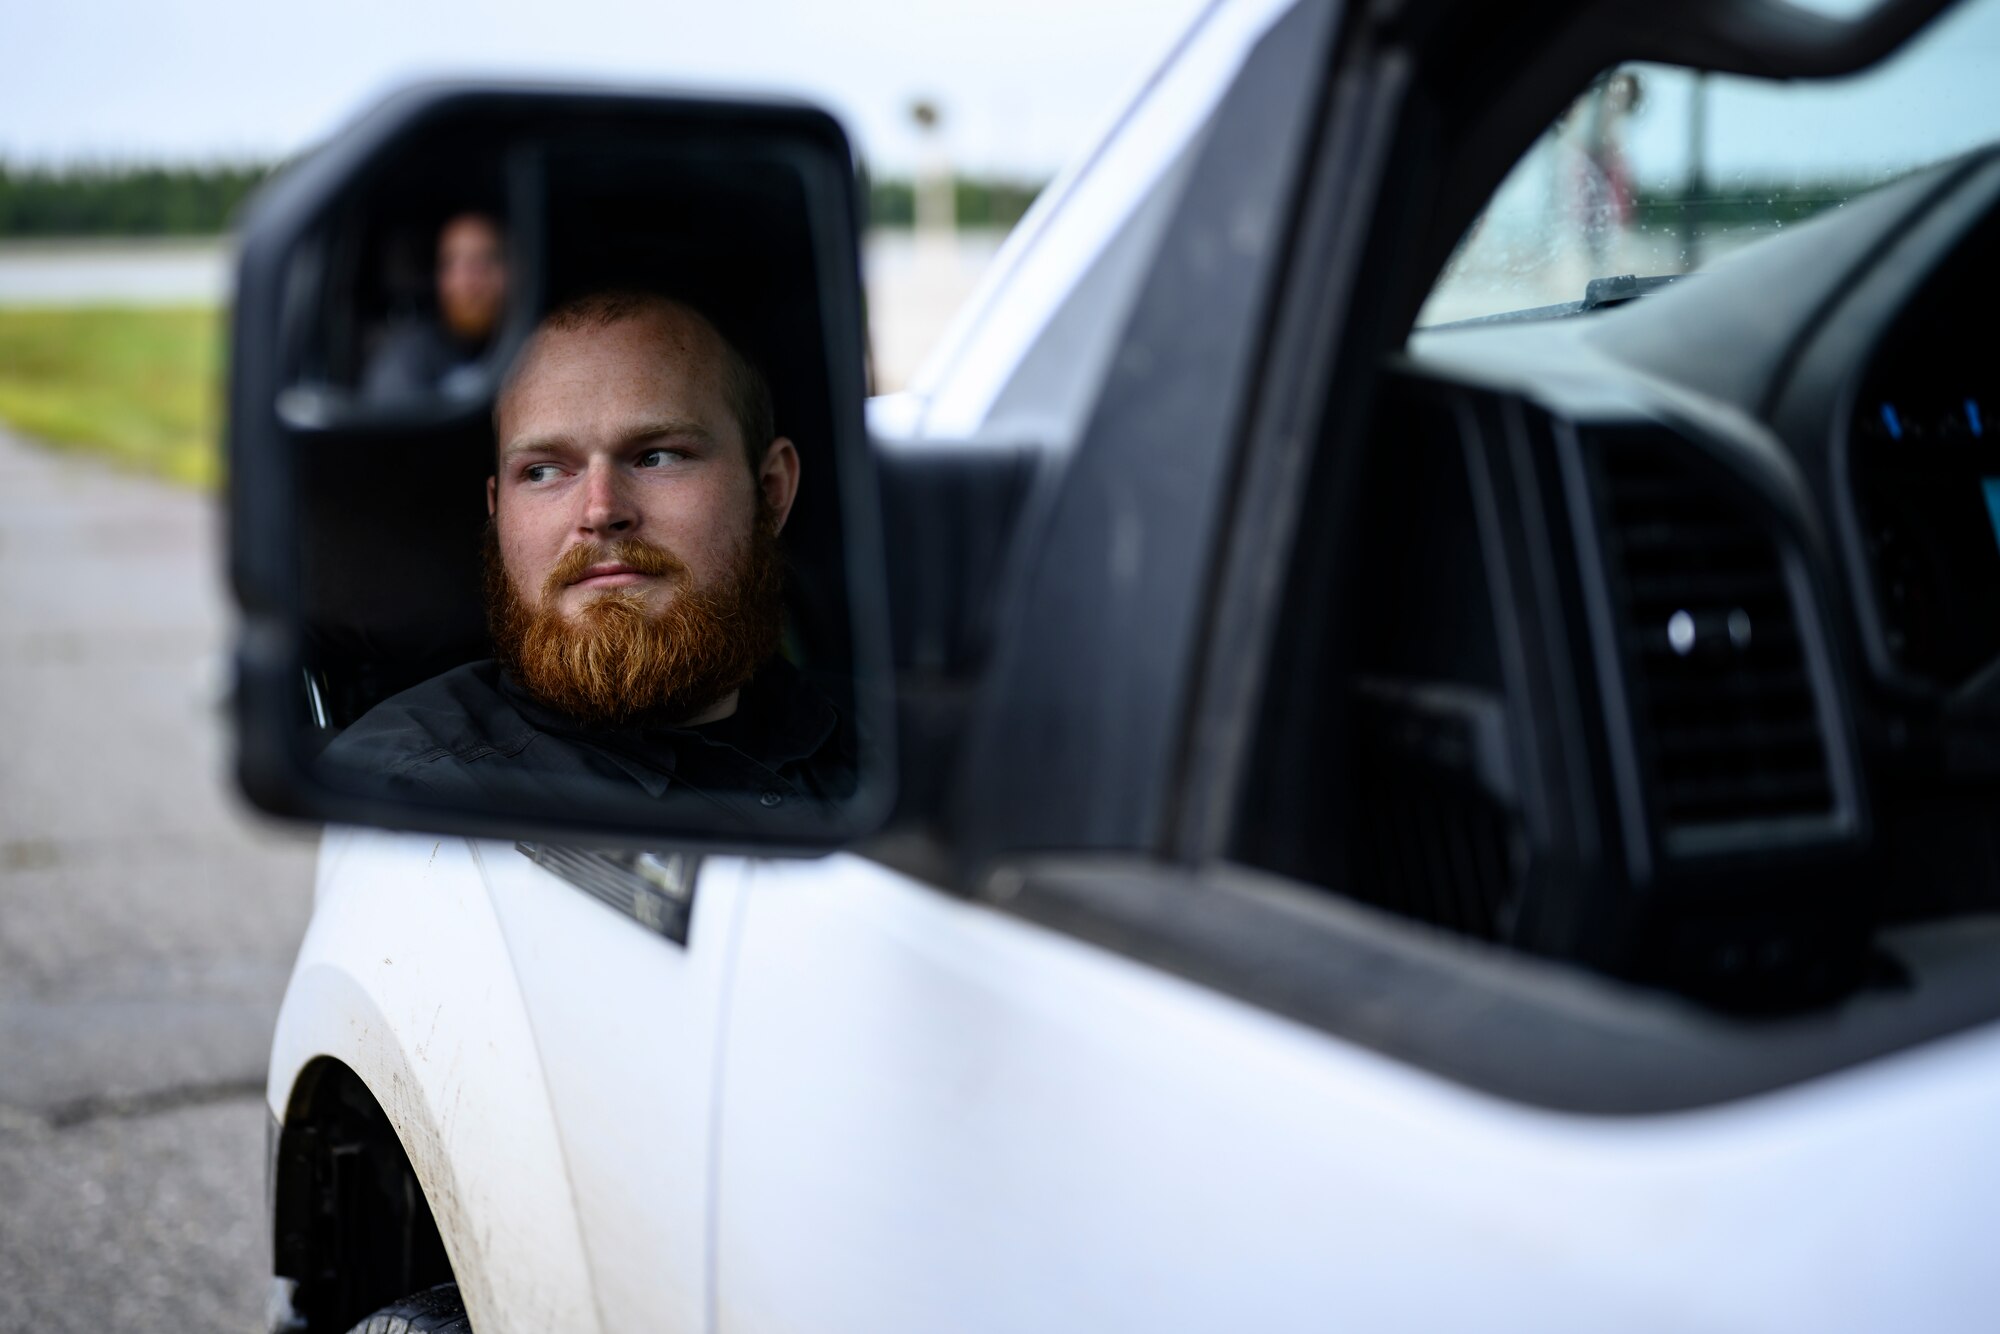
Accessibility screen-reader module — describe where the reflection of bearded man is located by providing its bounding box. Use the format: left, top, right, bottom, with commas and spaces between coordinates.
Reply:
484, 514, 785, 730
321, 288, 857, 812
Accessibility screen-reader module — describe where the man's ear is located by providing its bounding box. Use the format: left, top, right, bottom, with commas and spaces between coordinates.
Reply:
486, 475, 497, 516
759, 438, 801, 532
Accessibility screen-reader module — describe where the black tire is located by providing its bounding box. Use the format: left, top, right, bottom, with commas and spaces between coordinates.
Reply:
344, 1282, 472, 1334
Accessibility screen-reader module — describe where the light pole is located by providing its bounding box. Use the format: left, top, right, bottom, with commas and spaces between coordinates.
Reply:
910, 98, 955, 244
1682, 71, 1709, 272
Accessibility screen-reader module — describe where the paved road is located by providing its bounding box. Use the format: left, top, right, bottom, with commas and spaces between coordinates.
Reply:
0, 427, 317, 1331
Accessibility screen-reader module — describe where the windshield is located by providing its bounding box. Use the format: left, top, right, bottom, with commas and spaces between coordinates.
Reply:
1417, 0, 2000, 327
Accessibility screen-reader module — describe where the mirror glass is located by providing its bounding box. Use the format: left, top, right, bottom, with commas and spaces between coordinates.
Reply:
245, 98, 883, 840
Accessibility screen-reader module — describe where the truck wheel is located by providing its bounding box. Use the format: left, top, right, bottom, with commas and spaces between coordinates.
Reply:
344, 1282, 471, 1333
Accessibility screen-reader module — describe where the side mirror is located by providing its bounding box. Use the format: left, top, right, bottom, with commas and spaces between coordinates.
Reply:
227, 84, 893, 848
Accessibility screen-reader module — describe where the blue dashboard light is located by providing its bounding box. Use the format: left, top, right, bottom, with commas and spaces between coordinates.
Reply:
1969, 398, 1985, 438
1881, 402, 1904, 440
1984, 478, 2000, 557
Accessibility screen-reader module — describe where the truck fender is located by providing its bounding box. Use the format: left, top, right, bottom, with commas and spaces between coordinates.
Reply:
268, 827, 598, 1334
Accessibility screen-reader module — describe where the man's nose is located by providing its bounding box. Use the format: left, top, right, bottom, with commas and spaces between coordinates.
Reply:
578, 461, 638, 536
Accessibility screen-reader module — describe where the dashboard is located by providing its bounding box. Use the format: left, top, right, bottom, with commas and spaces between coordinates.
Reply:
1301, 148, 2000, 1014
1848, 232, 2000, 691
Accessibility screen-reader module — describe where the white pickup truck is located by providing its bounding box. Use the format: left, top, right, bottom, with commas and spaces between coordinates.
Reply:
229, 0, 2000, 1329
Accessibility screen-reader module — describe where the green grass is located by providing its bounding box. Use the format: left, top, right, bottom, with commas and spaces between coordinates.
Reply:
0, 305, 222, 487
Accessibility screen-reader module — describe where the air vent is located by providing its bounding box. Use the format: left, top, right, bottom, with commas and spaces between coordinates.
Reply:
1596, 441, 1834, 835
1348, 682, 1522, 940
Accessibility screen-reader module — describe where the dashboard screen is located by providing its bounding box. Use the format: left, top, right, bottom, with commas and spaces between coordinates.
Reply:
1854, 393, 2000, 684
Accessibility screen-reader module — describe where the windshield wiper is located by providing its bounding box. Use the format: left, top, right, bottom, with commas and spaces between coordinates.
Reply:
1578, 272, 1686, 310
1424, 272, 1688, 331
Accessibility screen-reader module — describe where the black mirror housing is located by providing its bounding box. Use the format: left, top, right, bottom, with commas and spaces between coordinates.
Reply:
227, 83, 894, 851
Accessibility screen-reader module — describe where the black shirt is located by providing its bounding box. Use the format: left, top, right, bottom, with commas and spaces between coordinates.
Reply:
320, 657, 857, 819
361, 319, 489, 402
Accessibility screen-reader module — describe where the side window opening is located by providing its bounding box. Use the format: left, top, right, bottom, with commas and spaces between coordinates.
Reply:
1234, 383, 1519, 934
1230, 370, 1868, 1013
1419, 0, 2000, 329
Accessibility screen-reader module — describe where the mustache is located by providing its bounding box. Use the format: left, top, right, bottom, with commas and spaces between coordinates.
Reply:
542, 538, 689, 600
489, 520, 786, 730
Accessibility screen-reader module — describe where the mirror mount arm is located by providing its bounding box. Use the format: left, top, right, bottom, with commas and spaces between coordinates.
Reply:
1608, 0, 1961, 80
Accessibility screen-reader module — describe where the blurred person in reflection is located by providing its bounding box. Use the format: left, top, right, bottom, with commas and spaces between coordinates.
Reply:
326, 290, 857, 813
362, 211, 509, 401
1567, 71, 1643, 271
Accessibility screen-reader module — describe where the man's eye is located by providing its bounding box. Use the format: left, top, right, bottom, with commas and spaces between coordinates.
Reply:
635, 448, 684, 469
522, 463, 563, 483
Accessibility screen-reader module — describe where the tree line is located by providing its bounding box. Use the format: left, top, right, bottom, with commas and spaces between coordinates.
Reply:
0, 163, 274, 237
0, 160, 1906, 242
0, 162, 1045, 238
862, 176, 1043, 230
1627, 181, 1875, 233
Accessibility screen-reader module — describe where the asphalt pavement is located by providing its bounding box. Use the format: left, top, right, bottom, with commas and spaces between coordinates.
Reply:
0, 426, 317, 1331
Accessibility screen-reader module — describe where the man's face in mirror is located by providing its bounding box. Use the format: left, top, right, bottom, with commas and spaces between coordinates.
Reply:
436, 213, 507, 342
488, 296, 801, 728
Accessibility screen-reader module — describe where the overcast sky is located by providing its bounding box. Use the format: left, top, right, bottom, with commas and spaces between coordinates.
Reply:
10, 0, 2000, 183
3, 0, 1210, 178
1621, 0, 2000, 183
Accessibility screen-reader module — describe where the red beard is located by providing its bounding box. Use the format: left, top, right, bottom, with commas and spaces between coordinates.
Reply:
484, 516, 784, 730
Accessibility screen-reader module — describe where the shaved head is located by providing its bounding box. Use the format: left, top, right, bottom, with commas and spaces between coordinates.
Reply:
498, 291, 774, 472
